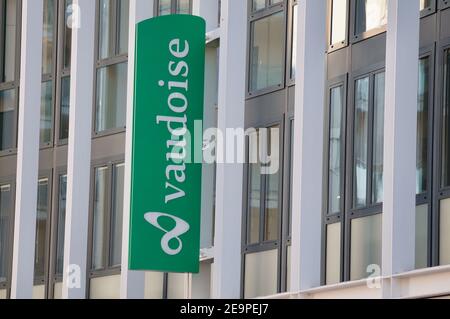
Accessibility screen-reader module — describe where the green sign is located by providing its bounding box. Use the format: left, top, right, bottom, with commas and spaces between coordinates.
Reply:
129, 15, 205, 273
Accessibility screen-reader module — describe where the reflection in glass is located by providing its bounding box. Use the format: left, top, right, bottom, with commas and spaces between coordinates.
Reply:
244, 250, 278, 298
417, 58, 429, 194
420, 0, 431, 10
55, 175, 67, 276
372, 72, 385, 204
1, 0, 17, 83
63, 0, 73, 69
92, 167, 109, 270
264, 128, 279, 242
95, 62, 128, 132
442, 50, 450, 187
40, 81, 53, 145
98, 0, 115, 60
0, 184, 12, 283
355, 0, 387, 36
326, 223, 341, 285
35, 179, 49, 279
0, 89, 15, 151
253, 0, 265, 11
353, 77, 369, 208
249, 162, 261, 245
350, 214, 382, 281
250, 12, 284, 92
42, 0, 55, 74
328, 86, 343, 214
331, 0, 347, 45
118, 0, 129, 55
416, 204, 428, 269
291, 4, 298, 79
176, 0, 190, 14
158, 0, 171, 15
110, 164, 124, 267
440, 199, 450, 265
59, 76, 70, 140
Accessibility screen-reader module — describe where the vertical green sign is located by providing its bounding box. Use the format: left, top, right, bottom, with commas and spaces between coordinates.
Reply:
129, 15, 205, 273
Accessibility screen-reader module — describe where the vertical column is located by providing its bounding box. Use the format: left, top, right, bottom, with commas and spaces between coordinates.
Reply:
10, 0, 43, 299
62, 0, 96, 299
192, 0, 219, 32
290, 0, 327, 292
211, 0, 247, 299
382, 0, 420, 283
120, 0, 154, 299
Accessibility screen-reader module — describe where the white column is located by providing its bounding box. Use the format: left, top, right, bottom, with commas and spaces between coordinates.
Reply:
290, 0, 327, 292
120, 0, 154, 299
62, 0, 96, 299
10, 0, 43, 299
211, 0, 247, 299
382, 0, 420, 281
192, 0, 219, 32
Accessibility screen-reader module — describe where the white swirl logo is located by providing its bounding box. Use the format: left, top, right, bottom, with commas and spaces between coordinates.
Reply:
144, 212, 190, 256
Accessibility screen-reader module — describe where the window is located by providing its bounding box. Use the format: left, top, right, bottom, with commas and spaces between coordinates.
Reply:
0, 0, 19, 153
290, 1, 298, 79
54, 174, 67, 279
330, 0, 348, 47
34, 178, 50, 285
0, 183, 13, 289
90, 162, 125, 275
354, 0, 387, 37
156, 0, 192, 16
249, 11, 284, 93
95, 0, 129, 134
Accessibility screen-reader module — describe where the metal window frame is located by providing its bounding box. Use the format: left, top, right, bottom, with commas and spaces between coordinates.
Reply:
0, 177, 15, 298
0, 0, 21, 157
241, 119, 285, 298
285, 0, 297, 86
154, 0, 193, 16
327, 0, 350, 53
86, 156, 124, 297
439, 0, 450, 10
246, 0, 287, 99
92, 0, 128, 138
350, 0, 387, 44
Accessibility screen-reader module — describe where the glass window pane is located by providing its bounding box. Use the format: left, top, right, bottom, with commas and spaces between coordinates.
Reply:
99, 0, 115, 60
118, 0, 129, 55
59, 76, 70, 140
264, 129, 279, 242
253, 0, 266, 12
40, 81, 53, 145
372, 72, 385, 204
0, 89, 15, 151
249, 162, 261, 245
331, 0, 347, 45
270, 0, 282, 5
0, 184, 12, 283
326, 223, 341, 285
420, 0, 431, 10
328, 86, 343, 214
350, 214, 382, 281
250, 12, 284, 92
34, 179, 49, 279
417, 57, 430, 194
63, 0, 72, 69
110, 163, 124, 267
42, 0, 55, 74
291, 4, 298, 79
353, 77, 369, 208
95, 62, 128, 132
244, 250, 278, 298
1, 0, 17, 83
176, 0, 190, 14
158, 0, 171, 16
55, 175, 67, 276
440, 198, 450, 265
355, 0, 387, 36
416, 204, 428, 269
442, 50, 450, 187
92, 167, 109, 270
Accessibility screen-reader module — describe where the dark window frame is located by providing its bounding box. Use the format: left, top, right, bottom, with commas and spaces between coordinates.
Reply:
92, 0, 129, 138
87, 157, 125, 291
0, 0, 21, 157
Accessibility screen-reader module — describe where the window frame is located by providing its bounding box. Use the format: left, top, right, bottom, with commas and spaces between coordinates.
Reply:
350, 0, 388, 44
241, 121, 285, 298
327, 0, 350, 53
0, 0, 21, 157
246, 0, 287, 98
439, 0, 450, 10
286, 0, 297, 86
87, 157, 125, 286
92, 0, 129, 138
154, 0, 193, 16
0, 177, 15, 297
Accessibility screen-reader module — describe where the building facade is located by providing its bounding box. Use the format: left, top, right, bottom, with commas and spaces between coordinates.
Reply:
0, 0, 450, 299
